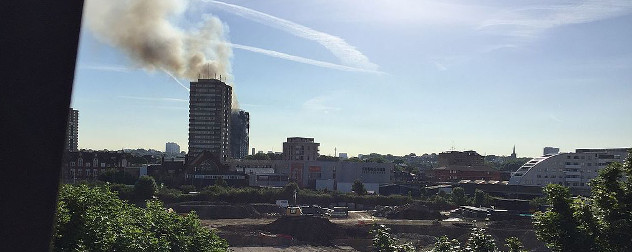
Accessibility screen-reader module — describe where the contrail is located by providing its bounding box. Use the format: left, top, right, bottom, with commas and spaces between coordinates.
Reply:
161, 68, 190, 91
228, 43, 384, 74
202, 0, 379, 72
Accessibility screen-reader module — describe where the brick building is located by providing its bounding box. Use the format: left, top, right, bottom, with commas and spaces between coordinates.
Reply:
432, 151, 501, 182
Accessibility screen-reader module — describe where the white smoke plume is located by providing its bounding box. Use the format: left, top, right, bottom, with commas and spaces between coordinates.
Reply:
84, 0, 233, 81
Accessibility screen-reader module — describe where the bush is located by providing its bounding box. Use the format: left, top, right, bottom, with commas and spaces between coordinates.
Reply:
53, 184, 228, 251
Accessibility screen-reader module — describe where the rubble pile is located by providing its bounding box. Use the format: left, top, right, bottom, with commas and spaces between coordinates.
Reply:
374, 203, 442, 220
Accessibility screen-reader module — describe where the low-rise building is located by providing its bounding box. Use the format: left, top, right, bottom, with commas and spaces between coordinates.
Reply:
230, 159, 393, 194
431, 150, 501, 182
62, 150, 133, 183
432, 165, 501, 182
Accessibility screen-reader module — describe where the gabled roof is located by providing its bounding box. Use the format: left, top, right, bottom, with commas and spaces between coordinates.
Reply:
185, 151, 229, 173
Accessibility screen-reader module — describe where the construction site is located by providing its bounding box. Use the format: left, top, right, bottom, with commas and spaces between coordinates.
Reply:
168, 202, 549, 251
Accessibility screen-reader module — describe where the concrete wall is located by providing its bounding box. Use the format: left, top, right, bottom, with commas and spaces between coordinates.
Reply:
316, 179, 334, 191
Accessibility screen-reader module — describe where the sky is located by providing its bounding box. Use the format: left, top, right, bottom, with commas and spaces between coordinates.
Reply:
72, 0, 632, 158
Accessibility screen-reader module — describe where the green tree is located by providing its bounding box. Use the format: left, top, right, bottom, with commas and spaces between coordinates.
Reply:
473, 189, 490, 207
366, 157, 386, 163
433, 227, 498, 252
283, 182, 300, 204
537, 154, 632, 252
134, 175, 158, 200
464, 227, 496, 252
533, 184, 594, 251
434, 235, 461, 252
53, 184, 228, 251
352, 179, 367, 195
505, 237, 526, 252
370, 224, 414, 252
450, 187, 467, 206
393, 159, 405, 165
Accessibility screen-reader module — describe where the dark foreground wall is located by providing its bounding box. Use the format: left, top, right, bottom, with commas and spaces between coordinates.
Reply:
0, 0, 84, 250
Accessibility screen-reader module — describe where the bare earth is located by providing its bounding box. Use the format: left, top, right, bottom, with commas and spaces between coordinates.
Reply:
202, 211, 548, 252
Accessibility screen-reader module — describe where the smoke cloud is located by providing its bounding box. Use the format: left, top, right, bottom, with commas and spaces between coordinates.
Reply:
84, 0, 233, 81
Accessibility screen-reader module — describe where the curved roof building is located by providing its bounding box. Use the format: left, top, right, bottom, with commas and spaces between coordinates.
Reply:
509, 148, 629, 188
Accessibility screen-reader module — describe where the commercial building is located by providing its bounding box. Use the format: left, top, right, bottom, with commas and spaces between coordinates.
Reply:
66, 108, 79, 152
188, 79, 232, 161
334, 161, 393, 193
165, 142, 180, 155
509, 148, 630, 189
230, 110, 249, 159
229, 159, 393, 194
282, 137, 320, 161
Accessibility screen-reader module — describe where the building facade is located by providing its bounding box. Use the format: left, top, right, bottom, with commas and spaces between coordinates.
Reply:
62, 150, 133, 183
230, 159, 393, 194
66, 108, 79, 152
230, 109, 249, 159
509, 148, 630, 189
432, 150, 501, 182
188, 79, 232, 161
282, 137, 320, 161
165, 142, 180, 155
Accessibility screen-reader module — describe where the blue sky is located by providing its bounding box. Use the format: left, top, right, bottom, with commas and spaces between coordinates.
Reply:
72, 0, 632, 157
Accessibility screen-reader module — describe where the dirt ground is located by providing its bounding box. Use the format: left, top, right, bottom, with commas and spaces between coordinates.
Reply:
201, 211, 548, 252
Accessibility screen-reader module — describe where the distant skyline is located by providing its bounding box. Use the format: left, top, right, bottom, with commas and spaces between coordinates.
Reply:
72, 0, 632, 158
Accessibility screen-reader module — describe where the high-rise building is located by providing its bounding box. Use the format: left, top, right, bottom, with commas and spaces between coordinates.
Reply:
282, 137, 320, 161
66, 108, 79, 152
230, 110, 249, 159
165, 142, 180, 155
188, 79, 232, 161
